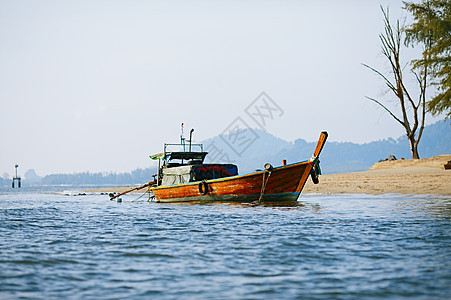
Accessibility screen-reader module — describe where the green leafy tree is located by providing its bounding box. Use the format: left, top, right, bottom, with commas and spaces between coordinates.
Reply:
364, 7, 427, 159
404, 0, 451, 118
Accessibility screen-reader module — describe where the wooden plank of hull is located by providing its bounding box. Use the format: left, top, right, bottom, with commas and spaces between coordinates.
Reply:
151, 161, 313, 203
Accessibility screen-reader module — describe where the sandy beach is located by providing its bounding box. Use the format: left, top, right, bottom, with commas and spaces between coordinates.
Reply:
303, 155, 451, 194
88, 155, 451, 195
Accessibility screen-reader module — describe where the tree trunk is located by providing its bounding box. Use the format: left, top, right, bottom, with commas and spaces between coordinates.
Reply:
408, 134, 420, 159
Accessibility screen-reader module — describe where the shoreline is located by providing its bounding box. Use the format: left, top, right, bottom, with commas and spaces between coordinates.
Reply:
303, 155, 451, 195
86, 155, 451, 195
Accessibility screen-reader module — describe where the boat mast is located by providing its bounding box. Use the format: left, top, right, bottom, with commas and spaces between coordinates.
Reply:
180, 122, 185, 164
180, 122, 185, 152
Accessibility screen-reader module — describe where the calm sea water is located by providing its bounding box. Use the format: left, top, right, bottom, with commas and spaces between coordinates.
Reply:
0, 187, 450, 299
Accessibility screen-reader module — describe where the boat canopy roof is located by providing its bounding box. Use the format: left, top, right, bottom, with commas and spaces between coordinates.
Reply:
167, 152, 208, 161
150, 151, 208, 162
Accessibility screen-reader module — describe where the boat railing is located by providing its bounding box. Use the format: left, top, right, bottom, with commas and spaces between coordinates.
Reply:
164, 143, 204, 154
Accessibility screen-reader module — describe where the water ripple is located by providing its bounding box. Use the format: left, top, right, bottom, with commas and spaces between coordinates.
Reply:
0, 191, 450, 299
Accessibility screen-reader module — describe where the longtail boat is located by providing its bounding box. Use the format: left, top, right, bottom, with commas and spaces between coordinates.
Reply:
110, 130, 327, 203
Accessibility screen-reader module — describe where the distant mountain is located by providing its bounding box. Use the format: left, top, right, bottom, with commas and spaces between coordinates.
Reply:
24, 169, 43, 183
40, 167, 157, 186
201, 120, 450, 174
0, 167, 157, 187
0, 177, 6, 187
1, 120, 447, 187
202, 129, 293, 173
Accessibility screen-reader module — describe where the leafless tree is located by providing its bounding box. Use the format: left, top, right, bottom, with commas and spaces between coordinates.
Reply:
363, 7, 428, 159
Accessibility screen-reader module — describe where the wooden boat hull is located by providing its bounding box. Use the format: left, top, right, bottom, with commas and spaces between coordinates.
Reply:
150, 160, 314, 203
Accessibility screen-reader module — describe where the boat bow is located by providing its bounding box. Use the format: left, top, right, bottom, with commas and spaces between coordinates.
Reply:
308, 131, 328, 184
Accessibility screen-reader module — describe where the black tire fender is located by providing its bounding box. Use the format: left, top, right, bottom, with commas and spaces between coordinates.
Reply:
198, 181, 209, 195
310, 168, 319, 184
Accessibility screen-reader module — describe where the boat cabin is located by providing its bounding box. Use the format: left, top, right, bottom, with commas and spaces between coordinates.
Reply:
151, 138, 238, 187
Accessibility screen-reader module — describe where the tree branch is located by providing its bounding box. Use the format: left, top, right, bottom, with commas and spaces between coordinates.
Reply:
365, 96, 404, 126
362, 63, 396, 92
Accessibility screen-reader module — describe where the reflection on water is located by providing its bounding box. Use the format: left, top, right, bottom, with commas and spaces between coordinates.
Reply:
0, 188, 450, 299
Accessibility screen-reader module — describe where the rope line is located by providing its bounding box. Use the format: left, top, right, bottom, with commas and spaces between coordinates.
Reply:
132, 189, 151, 202
258, 170, 272, 203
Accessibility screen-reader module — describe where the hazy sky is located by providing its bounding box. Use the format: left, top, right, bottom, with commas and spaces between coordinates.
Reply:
0, 0, 443, 177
